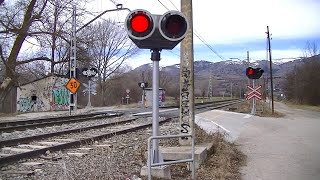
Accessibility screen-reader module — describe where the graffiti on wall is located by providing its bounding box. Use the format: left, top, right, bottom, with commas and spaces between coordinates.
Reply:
52, 78, 69, 110
158, 90, 166, 107
52, 88, 69, 110
17, 98, 33, 112
17, 97, 45, 112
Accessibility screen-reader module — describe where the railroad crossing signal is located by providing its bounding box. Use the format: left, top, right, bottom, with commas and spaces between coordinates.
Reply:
125, 9, 189, 50
246, 85, 262, 100
246, 67, 264, 79
66, 77, 81, 94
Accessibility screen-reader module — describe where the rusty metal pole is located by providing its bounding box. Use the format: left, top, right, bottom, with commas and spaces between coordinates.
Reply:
180, 0, 194, 146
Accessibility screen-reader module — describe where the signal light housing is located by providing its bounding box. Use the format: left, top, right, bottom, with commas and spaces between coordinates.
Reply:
125, 9, 189, 50
246, 67, 264, 79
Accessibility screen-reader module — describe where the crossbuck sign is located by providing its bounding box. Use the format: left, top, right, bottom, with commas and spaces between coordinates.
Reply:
246, 85, 262, 100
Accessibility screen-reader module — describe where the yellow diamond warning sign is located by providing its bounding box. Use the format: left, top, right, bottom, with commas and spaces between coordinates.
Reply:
66, 77, 81, 94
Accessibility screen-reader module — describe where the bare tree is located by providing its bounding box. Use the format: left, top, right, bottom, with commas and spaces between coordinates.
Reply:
0, 0, 48, 111
303, 41, 320, 58
283, 41, 320, 105
0, 0, 95, 112
82, 20, 139, 105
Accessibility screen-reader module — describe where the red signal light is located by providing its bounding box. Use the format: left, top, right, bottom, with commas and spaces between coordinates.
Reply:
125, 10, 155, 40
131, 14, 149, 33
248, 68, 254, 75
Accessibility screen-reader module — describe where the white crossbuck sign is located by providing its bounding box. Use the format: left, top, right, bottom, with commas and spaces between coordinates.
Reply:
246, 85, 262, 100
83, 82, 97, 95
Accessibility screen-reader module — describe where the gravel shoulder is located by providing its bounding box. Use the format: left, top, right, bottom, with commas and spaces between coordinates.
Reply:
237, 102, 320, 180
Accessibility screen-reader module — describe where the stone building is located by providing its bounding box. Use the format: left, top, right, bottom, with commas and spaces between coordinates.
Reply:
16, 75, 69, 112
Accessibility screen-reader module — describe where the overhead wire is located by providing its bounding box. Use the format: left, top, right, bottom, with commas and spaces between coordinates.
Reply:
168, 0, 179, 10
157, 0, 171, 11
157, 0, 226, 61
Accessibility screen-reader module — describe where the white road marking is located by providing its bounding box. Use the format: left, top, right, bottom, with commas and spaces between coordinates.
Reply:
243, 114, 252, 119
195, 117, 230, 133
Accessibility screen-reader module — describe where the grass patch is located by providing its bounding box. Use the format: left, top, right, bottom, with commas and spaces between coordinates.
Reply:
228, 100, 285, 118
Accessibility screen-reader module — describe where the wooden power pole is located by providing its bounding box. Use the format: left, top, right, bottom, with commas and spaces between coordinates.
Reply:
266, 26, 274, 114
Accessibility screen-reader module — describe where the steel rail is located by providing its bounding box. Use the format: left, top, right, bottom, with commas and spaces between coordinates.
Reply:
0, 118, 171, 165
0, 117, 135, 148
0, 112, 123, 132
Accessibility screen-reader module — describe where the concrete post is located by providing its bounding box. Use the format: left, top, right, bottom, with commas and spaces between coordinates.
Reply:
179, 0, 194, 145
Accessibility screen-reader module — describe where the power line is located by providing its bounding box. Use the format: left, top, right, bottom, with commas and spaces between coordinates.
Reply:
193, 32, 226, 61
157, 0, 226, 61
157, 0, 170, 11
168, 0, 179, 10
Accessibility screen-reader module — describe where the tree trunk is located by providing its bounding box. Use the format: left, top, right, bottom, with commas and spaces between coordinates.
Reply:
0, 0, 37, 112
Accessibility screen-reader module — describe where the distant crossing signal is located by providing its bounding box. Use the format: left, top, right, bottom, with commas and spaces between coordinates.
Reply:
246, 67, 264, 79
125, 9, 189, 50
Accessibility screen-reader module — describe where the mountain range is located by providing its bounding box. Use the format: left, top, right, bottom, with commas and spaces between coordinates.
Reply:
133, 58, 303, 78
130, 59, 304, 96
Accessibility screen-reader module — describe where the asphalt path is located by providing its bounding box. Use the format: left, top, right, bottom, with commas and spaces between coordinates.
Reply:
237, 102, 320, 180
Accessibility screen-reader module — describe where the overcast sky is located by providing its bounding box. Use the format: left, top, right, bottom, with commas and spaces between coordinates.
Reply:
23, 0, 320, 69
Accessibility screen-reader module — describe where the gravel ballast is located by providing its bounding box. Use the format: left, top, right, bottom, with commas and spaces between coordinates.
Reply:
0, 118, 246, 180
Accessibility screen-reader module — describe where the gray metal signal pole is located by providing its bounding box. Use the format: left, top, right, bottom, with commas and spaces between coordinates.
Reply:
180, 0, 194, 145
151, 49, 162, 163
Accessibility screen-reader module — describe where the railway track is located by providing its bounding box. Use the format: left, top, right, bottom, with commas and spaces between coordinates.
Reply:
0, 111, 123, 132
0, 99, 243, 166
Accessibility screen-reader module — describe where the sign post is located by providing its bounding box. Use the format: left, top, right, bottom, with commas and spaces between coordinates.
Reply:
246, 84, 262, 115
83, 80, 97, 108
126, 89, 130, 105
138, 82, 148, 109
82, 68, 97, 108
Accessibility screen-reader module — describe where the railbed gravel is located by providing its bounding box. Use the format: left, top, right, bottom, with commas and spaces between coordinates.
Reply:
0, 118, 181, 180
0, 116, 131, 141
0, 117, 244, 180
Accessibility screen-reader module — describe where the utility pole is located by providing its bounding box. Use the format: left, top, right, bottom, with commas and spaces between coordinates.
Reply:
266, 26, 274, 114
207, 70, 212, 99
69, 5, 77, 115
247, 51, 250, 85
180, 0, 194, 145
230, 82, 233, 99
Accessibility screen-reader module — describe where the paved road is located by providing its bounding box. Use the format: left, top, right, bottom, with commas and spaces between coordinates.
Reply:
237, 102, 320, 180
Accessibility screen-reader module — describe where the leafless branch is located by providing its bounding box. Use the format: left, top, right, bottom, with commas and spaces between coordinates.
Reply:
15, 56, 51, 65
